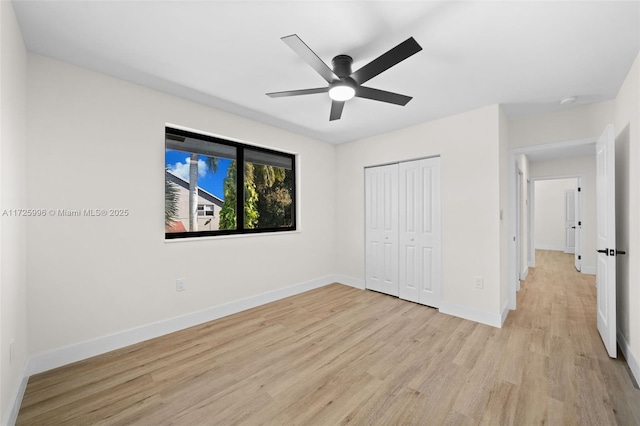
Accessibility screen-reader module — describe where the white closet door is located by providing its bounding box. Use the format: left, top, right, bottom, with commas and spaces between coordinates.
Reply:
399, 157, 442, 307
365, 164, 399, 296
398, 160, 421, 303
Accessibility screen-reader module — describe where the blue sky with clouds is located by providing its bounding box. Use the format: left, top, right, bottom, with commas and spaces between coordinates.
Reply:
165, 149, 231, 199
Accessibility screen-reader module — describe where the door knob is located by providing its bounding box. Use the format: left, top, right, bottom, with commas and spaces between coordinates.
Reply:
597, 249, 618, 256
571, 226, 576, 229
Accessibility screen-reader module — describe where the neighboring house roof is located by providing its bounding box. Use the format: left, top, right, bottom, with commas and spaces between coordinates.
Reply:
165, 170, 224, 207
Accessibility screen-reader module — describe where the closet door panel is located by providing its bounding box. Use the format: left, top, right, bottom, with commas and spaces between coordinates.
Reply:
422, 247, 433, 292
418, 157, 442, 308
365, 164, 399, 296
399, 161, 421, 303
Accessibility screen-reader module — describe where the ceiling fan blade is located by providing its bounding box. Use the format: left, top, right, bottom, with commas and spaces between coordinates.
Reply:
266, 87, 328, 98
330, 100, 345, 121
351, 37, 422, 85
356, 86, 412, 106
282, 34, 338, 84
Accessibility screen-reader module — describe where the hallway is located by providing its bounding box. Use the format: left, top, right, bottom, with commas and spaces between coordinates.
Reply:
507, 249, 640, 424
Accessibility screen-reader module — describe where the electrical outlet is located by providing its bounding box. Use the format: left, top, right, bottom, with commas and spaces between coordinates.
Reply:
474, 276, 484, 289
176, 279, 187, 292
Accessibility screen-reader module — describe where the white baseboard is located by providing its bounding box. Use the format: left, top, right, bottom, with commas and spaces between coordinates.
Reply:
534, 244, 565, 251
581, 265, 596, 275
351, 276, 507, 328
333, 275, 365, 290
519, 267, 529, 281
563, 247, 575, 254
500, 301, 510, 326
617, 330, 640, 385
4, 362, 28, 426
27, 275, 337, 376
439, 300, 504, 328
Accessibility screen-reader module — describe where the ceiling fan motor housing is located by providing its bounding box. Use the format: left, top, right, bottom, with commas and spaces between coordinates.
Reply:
332, 55, 353, 78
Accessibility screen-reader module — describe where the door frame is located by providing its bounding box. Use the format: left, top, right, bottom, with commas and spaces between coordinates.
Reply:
508, 137, 595, 310
529, 175, 583, 268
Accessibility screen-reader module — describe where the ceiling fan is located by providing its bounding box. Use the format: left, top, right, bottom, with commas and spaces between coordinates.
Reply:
266, 35, 422, 121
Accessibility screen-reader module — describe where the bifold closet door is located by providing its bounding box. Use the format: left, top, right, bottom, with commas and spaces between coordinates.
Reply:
399, 157, 442, 307
365, 164, 399, 296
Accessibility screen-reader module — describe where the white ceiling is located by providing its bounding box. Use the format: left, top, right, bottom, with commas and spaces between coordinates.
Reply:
12, 1, 640, 144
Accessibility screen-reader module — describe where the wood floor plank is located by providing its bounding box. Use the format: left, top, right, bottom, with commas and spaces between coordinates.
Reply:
407, 362, 470, 425
442, 410, 477, 426
453, 323, 495, 370
512, 349, 550, 425
547, 396, 579, 426
598, 357, 640, 425
548, 335, 572, 401
16, 252, 640, 425
497, 325, 531, 385
451, 328, 505, 421
479, 379, 519, 425
575, 364, 617, 425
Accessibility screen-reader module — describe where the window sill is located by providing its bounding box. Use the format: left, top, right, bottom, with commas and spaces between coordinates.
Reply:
164, 229, 301, 243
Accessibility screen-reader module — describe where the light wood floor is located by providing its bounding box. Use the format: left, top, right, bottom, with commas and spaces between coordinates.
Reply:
17, 250, 640, 425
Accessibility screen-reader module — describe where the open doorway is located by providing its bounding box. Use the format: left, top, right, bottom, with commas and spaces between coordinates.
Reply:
531, 177, 582, 272
508, 126, 618, 358
508, 138, 596, 310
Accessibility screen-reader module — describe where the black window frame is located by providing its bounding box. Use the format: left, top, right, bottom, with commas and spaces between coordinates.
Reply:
165, 127, 297, 239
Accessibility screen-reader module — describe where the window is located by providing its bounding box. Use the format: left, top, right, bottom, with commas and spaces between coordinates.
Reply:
197, 204, 214, 217
165, 127, 296, 239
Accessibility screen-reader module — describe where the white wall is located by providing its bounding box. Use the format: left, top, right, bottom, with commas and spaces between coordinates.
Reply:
530, 157, 595, 272
0, 2, 28, 423
336, 105, 504, 324
26, 55, 337, 357
509, 101, 613, 149
533, 178, 577, 251
613, 52, 640, 382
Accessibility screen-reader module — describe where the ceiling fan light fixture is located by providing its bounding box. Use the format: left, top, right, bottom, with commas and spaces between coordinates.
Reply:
329, 84, 355, 101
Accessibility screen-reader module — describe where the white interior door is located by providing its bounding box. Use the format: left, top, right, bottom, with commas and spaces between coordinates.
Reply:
365, 164, 399, 296
595, 124, 617, 358
516, 171, 522, 281
564, 189, 576, 253
574, 188, 582, 271
398, 157, 442, 307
